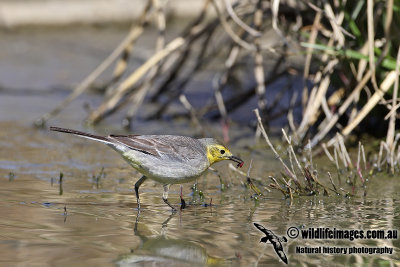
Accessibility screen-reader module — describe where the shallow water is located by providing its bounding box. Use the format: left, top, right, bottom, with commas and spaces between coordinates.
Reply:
0, 120, 399, 267
1, 25, 399, 266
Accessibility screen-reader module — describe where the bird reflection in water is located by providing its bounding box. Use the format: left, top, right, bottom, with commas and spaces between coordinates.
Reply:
116, 213, 228, 266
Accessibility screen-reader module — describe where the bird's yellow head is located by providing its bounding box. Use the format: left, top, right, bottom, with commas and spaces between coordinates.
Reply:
206, 144, 232, 165
200, 139, 243, 168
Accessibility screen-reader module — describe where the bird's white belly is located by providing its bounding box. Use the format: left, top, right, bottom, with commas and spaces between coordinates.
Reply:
120, 149, 209, 184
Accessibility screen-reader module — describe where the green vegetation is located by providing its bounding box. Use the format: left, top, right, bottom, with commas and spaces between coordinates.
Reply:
37, 0, 400, 172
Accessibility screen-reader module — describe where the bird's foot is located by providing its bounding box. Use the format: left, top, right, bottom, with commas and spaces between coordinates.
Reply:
136, 198, 142, 212
179, 185, 186, 210
180, 197, 186, 210
163, 197, 177, 213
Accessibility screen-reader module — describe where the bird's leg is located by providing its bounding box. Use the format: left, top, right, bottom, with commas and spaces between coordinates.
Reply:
134, 176, 147, 210
162, 184, 177, 212
180, 185, 186, 209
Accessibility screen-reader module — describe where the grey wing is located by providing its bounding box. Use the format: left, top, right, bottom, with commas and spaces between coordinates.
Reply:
109, 134, 164, 157
148, 135, 206, 162
108, 135, 205, 162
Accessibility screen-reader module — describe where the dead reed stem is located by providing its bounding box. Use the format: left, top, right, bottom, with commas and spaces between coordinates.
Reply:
87, 37, 185, 124
281, 129, 304, 181
122, 0, 167, 127
302, 11, 321, 111
35, 0, 153, 126
253, 0, 266, 111
310, 70, 372, 147
334, 71, 397, 142
254, 109, 298, 184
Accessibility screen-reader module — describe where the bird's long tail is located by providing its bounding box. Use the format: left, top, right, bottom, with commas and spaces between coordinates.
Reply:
50, 126, 111, 144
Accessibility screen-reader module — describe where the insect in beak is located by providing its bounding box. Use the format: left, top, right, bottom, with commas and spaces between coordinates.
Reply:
228, 155, 244, 168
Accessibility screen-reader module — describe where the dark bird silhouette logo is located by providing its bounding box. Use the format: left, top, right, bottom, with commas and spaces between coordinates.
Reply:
254, 223, 288, 264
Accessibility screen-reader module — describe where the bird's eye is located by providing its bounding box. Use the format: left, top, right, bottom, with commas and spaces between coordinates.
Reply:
220, 149, 225, 154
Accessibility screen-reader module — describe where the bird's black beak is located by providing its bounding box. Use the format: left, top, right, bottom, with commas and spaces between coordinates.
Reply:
228, 155, 244, 168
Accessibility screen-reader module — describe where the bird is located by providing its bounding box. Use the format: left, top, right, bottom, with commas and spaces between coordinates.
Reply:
254, 223, 288, 264
50, 126, 244, 211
